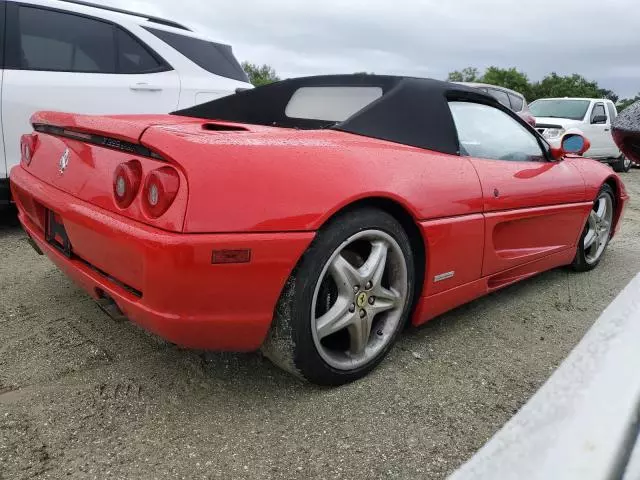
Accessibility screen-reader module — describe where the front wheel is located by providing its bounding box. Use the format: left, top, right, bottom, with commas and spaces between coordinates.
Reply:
571, 185, 615, 272
612, 155, 631, 173
262, 208, 415, 385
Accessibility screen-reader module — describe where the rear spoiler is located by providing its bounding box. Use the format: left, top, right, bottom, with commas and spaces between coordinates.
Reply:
30, 111, 170, 143
32, 123, 165, 161
29, 112, 201, 161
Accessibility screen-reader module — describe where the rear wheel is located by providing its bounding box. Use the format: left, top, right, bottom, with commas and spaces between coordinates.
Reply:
571, 185, 615, 272
262, 208, 415, 385
612, 155, 631, 173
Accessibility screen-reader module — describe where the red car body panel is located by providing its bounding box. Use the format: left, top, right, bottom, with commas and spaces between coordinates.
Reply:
141, 123, 484, 233
413, 248, 577, 326
567, 156, 629, 236
11, 112, 629, 351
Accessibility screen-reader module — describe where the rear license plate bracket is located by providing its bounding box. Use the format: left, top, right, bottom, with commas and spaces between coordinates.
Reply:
45, 209, 72, 258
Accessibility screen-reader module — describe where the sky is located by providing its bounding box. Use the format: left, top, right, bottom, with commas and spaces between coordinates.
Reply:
102, 0, 640, 99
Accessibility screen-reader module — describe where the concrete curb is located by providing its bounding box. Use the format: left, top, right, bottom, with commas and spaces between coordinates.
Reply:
450, 273, 640, 480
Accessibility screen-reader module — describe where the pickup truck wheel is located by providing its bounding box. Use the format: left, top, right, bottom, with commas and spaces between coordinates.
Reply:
612, 155, 631, 173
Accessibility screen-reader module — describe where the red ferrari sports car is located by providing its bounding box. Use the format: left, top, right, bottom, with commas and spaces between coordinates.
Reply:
11, 75, 629, 385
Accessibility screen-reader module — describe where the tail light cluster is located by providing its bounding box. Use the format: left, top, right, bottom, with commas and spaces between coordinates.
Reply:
113, 161, 180, 218
20, 134, 38, 166
113, 161, 142, 208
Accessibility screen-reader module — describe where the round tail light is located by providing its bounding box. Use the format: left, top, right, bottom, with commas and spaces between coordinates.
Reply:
20, 134, 37, 166
113, 160, 142, 208
142, 167, 180, 218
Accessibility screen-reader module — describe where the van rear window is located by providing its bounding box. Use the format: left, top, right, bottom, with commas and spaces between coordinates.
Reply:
143, 27, 248, 83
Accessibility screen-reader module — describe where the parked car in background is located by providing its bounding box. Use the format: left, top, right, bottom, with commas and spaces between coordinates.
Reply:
0, 0, 252, 207
530, 98, 631, 173
456, 82, 536, 126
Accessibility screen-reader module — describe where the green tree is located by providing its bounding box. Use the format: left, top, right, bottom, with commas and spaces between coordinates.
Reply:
447, 67, 480, 82
445, 67, 621, 104
530, 73, 603, 101
241, 62, 280, 86
481, 67, 532, 99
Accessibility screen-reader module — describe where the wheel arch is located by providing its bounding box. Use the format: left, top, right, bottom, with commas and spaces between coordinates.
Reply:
316, 196, 427, 308
603, 175, 624, 237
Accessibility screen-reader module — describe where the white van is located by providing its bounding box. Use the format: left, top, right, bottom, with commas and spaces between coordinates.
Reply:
530, 97, 631, 172
0, 0, 252, 206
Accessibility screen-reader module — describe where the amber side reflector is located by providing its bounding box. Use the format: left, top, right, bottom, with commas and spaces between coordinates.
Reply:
212, 249, 252, 264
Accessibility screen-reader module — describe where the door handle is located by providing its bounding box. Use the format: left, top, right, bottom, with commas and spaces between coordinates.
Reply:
130, 83, 163, 92
604, 128, 610, 132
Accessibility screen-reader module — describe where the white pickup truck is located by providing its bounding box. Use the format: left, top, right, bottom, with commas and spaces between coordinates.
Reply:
530, 97, 632, 173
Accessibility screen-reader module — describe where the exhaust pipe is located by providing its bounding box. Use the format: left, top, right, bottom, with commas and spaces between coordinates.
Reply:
95, 289, 127, 322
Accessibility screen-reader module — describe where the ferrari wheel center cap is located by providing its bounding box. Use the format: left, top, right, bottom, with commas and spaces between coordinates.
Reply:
356, 292, 368, 308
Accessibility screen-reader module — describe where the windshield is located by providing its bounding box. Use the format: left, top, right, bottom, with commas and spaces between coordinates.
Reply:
529, 99, 590, 120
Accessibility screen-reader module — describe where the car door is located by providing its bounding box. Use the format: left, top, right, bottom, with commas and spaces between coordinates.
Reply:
448, 101, 589, 277
582, 102, 611, 158
603, 102, 622, 158
1, 4, 180, 175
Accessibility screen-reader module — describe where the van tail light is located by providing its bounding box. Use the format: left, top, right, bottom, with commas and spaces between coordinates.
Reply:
113, 160, 142, 208
142, 167, 180, 218
20, 134, 38, 166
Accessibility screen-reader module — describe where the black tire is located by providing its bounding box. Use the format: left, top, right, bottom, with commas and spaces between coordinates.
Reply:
571, 184, 615, 272
261, 208, 415, 386
612, 155, 631, 173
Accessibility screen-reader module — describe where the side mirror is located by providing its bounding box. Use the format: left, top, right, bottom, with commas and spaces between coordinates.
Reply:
592, 114, 607, 125
550, 131, 591, 159
561, 132, 590, 156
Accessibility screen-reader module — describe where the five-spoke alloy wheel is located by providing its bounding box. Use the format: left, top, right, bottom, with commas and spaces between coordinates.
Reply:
262, 208, 415, 385
311, 230, 408, 371
572, 184, 615, 271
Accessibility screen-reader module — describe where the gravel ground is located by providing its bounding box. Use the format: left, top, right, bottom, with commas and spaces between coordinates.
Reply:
1, 170, 639, 480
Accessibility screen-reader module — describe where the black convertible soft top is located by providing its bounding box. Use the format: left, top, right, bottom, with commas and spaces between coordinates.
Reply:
173, 74, 510, 156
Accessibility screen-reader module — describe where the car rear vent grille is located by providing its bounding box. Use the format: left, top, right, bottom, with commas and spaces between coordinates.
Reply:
202, 123, 248, 132
33, 124, 165, 161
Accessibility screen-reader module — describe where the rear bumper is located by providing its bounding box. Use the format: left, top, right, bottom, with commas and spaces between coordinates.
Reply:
10, 166, 314, 351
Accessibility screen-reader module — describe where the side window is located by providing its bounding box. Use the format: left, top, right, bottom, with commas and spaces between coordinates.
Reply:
487, 88, 511, 109
143, 27, 249, 83
508, 93, 524, 112
449, 101, 546, 162
116, 28, 166, 74
591, 103, 607, 124
17, 6, 116, 73
606, 102, 617, 121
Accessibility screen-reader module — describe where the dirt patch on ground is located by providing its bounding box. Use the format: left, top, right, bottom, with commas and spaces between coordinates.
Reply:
1, 171, 639, 479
